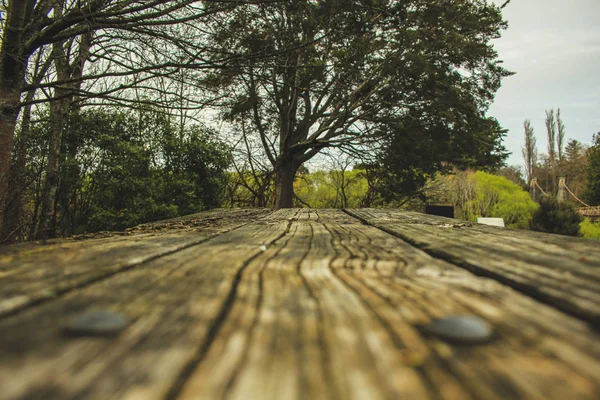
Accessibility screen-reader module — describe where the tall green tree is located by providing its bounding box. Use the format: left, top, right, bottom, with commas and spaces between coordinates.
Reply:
545, 109, 557, 193
562, 139, 588, 202
557, 108, 566, 164
522, 119, 537, 187
584, 133, 600, 206
202, 0, 512, 208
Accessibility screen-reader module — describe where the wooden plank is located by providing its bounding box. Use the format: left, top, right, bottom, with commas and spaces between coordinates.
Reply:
0, 209, 296, 400
176, 209, 599, 400
346, 208, 600, 325
1, 209, 598, 400
0, 208, 270, 318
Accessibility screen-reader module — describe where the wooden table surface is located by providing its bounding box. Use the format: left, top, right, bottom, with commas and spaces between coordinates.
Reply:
0, 208, 599, 400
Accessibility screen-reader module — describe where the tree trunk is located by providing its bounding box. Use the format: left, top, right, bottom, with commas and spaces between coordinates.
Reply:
0, 101, 19, 210
0, 0, 32, 214
273, 159, 298, 209
1, 96, 34, 243
36, 24, 92, 240
37, 95, 70, 240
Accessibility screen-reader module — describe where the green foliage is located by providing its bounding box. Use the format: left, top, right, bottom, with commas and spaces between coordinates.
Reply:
530, 197, 582, 237
58, 108, 231, 233
461, 171, 538, 229
294, 169, 369, 208
580, 219, 600, 240
492, 165, 527, 189
584, 133, 600, 205
223, 170, 273, 208
203, 0, 512, 207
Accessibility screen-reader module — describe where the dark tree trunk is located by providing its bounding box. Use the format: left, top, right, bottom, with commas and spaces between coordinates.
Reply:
0, 101, 20, 209
36, 95, 69, 240
273, 159, 298, 209
1, 96, 34, 243
0, 0, 32, 214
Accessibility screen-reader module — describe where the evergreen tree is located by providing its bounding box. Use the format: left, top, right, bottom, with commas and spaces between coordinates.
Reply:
530, 197, 582, 237
562, 139, 588, 201
584, 133, 600, 206
202, 0, 512, 208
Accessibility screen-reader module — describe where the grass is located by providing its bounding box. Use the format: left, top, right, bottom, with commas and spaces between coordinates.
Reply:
580, 218, 600, 240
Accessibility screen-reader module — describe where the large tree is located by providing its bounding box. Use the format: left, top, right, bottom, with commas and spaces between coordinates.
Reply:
202, 0, 512, 208
0, 0, 235, 211
0, 0, 253, 240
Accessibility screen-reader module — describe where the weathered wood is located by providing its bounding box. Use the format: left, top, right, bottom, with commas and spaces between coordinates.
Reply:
176, 209, 598, 399
346, 208, 600, 325
0, 208, 270, 318
0, 209, 598, 400
0, 209, 295, 400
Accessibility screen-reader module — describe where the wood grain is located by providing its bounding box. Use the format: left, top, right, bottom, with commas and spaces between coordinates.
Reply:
0, 209, 270, 318
176, 209, 599, 400
0, 209, 598, 400
346, 208, 600, 325
0, 209, 294, 400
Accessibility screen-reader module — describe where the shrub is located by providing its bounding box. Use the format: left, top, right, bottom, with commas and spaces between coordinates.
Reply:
459, 171, 538, 229
580, 218, 600, 240
530, 197, 582, 236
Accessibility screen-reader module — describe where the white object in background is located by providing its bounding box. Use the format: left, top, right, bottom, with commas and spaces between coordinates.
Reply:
477, 218, 505, 227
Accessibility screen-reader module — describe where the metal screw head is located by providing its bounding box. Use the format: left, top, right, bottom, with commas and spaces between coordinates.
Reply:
63, 310, 130, 337
423, 315, 494, 344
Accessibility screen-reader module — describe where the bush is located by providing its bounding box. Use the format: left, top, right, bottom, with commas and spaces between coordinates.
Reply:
580, 219, 600, 240
453, 171, 538, 229
530, 197, 582, 236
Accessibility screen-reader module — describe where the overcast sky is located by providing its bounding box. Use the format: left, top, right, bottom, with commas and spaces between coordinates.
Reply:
489, 0, 600, 167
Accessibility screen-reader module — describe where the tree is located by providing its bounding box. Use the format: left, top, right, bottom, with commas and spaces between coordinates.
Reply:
293, 167, 369, 209
430, 171, 538, 229
493, 165, 526, 189
37, 11, 94, 240
584, 133, 600, 206
81, 110, 231, 232
0, 106, 232, 242
557, 108, 566, 165
522, 119, 537, 187
0, 49, 51, 242
530, 197, 582, 237
545, 109, 557, 193
202, 0, 512, 208
562, 139, 588, 202
0, 0, 237, 213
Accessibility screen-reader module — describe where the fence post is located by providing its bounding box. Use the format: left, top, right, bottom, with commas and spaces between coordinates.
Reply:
557, 177, 566, 203
530, 178, 538, 202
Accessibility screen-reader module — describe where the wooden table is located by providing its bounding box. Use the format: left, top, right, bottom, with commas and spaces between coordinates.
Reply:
1, 208, 599, 400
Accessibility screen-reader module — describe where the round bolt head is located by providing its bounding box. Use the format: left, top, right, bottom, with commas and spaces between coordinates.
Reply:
63, 310, 130, 337
423, 315, 494, 344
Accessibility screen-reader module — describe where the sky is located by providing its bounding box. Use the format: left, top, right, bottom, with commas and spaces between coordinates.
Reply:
489, 0, 600, 167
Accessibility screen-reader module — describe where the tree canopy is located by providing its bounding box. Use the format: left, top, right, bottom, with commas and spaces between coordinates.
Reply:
201, 0, 512, 208
0, 1, 528, 242
584, 133, 600, 206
